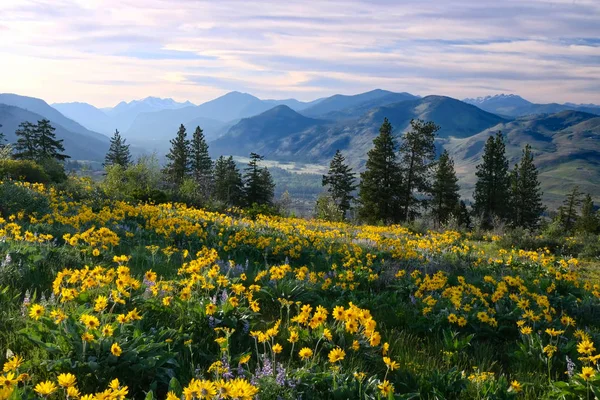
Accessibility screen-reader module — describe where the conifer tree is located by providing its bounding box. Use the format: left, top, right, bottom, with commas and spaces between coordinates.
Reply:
398, 119, 439, 221
35, 119, 69, 161
456, 200, 472, 230
322, 150, 357, 219
104, 129, 131, 167
243, 153, 275, 206
13, 121, 40, 160
0, 124, 5, 148
164, 124, 190, 186
358, 118, 403, 224
473, 132, 510, 227
431, 150, 460, 226
190, 126, 213, 197
213, 156, 244, 206
576, 194, 599, 234
508, 144, 545, 229
558, 186, 583, 232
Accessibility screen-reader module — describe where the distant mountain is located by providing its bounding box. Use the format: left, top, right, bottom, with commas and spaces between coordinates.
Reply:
301, 89, 417, 117
463, 94, 600, 117
210, 105, 322, 157
104, 97, 195, 132
0, 104, 109, 161
210, 95, 506, 163
52, 102, 113, 135
0, 93, 108, 143
444, 110, 600, 204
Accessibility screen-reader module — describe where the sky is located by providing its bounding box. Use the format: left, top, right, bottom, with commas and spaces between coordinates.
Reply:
1, 0, 599, 107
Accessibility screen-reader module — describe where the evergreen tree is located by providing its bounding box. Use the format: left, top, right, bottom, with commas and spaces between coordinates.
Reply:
358, 118, 403, 224
0, 124, 5, 148
36, 119, 69, 161
473, 132, 510, 227
576, 194, 599, 234
164, 124, 190, 186
13, 121, 40, 160
213, 156, 244, 206
456, 200, 472, 230
104, 129, 131, 167
558, 186, 583, 232
190, 126, 213, 197
431, 150, 460, 226
322, 150, 357, 219
398, 119, 439, 221
243, 153, 275, 206
508, 144, 545, 229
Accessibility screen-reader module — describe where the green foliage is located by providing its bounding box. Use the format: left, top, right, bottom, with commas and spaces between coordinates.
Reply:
163, 124, 190, 186
322, 150, 357, 219
104, 129, 131, 168
0, 181, 50, 218
358, 118, 403, 224
213, 155, 245, 206
190, 126, 213, 198
102, 154, 167, 203
244, 153, 275, 206
35, 119, 69, 161
0, 159, 49, 183
508, 144, 545, 229
398, 119, 439, 221
474, 132, 510, 227
576, 194, 599, 234
431, 150, 460, 226
314, 193, 344, 222
559, 186, 583, 233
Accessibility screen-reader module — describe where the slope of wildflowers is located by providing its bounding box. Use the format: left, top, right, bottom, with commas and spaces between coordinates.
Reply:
1, 180, 600, 399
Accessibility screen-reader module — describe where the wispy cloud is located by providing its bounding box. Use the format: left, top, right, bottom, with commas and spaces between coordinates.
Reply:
0, 0, 599, 106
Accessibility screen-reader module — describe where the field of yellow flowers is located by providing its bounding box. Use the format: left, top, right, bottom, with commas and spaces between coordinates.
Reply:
1, 180, 600, 399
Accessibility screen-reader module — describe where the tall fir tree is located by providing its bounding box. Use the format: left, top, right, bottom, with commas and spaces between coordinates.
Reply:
190, 126, 213, 197
213, 156, 244, 206
164, 124, 190, 186
358, 118, 403, 224
243, 153, 275, 206
508, 144, 545, 229
398, 119, 439, 221
0, 124, 5, 148
558, 186, 583, 232
473, 131, 510, 227
35, 119, 69, 161
104, 129, 131, 167
431, 150, 460, 226
576, 193, 598, 234
13, 121, 40, 160
322, 150, 357, 219
456, 200, 472, 230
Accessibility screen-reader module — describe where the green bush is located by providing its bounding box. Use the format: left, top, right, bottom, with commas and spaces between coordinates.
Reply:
38, 158, 68, 183
0, 159, 49, 183
0, 181, 50, 218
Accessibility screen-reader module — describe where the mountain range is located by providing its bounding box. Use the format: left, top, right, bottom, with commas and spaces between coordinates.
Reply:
1, 89, 599, 204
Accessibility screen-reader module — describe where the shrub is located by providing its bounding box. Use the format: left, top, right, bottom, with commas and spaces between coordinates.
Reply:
0, 159, 49, 183
0, 181, 50, 217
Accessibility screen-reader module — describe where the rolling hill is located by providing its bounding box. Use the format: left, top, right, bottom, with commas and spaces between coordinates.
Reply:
52, 101, 113, 135
464, 94, 600, 117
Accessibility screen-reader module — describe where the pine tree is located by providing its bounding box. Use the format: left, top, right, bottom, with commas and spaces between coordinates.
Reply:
164, 124, 190, 186
190, 126, 213, 197
456, 200, 472, 230
213, 156, 244, 206
243, 153, 275, 206
473, 132, 510, 227
398, 119, 439, 221
104, 129, 131, 167
358, 118, 403, 224
576, 194, 599, 234
431, 150, 460, 226
508, 144, 545, 229
0, 124, 5, 148
35, 119, 69, 161
322, 150, 357, 219
558, 186, 583, 232
13, 121, 40, 160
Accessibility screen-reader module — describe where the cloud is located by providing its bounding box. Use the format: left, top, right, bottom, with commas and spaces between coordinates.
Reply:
0, 0, 599, 106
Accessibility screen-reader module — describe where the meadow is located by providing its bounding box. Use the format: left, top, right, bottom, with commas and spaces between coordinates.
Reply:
1, 179, 600, 399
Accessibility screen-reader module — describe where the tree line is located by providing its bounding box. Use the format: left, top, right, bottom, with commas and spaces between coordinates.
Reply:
104, 125, 275, 209
320, 117, 596, 233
